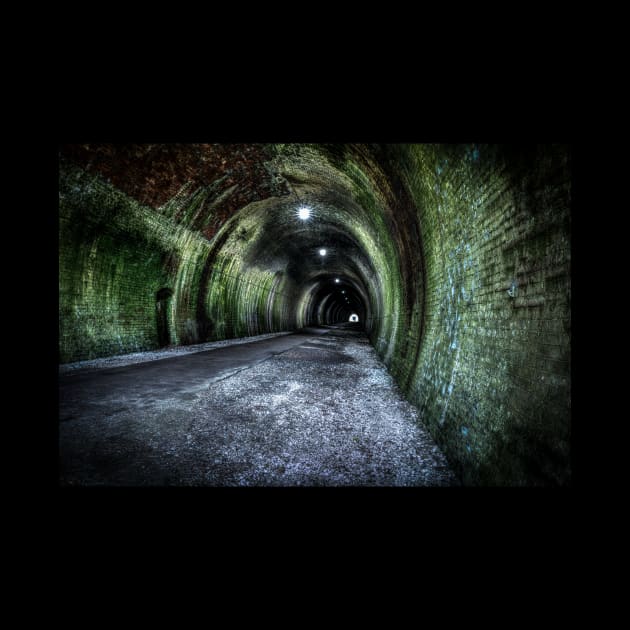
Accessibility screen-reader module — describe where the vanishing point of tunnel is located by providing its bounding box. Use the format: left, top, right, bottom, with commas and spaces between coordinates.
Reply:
59, 144, 571, 486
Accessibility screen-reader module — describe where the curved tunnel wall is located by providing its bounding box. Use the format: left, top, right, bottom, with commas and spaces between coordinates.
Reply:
59, 143, 571, 485
399, 145, 571, 485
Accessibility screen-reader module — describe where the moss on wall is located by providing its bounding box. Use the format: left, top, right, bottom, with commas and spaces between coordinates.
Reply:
59, 157, 299, 362
59, 161, 179, 361
395, 144, 571, 485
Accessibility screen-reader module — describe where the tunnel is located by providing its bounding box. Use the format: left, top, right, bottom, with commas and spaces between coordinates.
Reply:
58, 143, 571, 486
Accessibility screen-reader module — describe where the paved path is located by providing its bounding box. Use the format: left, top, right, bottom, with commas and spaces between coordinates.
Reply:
59, 325, 459, 486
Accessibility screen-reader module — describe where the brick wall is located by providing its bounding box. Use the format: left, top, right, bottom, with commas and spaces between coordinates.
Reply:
396, 144, 571, 485
59, 157, 298, 363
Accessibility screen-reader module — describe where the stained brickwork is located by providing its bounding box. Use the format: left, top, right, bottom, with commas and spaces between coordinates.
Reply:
397, 144, 570, 485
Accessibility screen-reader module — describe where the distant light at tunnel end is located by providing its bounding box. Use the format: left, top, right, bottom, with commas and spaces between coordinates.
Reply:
298, 207, 311, 220
319, 248, 327, 256
335, 278, 340, 283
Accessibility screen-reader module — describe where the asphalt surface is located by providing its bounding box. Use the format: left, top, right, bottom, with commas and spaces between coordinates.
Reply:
59, 325, 459, 486
59, 327, 329, 417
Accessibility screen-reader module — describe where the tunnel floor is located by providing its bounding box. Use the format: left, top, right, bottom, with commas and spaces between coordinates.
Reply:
59, 325, 459, 486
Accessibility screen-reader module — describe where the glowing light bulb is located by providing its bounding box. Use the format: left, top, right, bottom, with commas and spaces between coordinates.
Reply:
319, 248, 327, 256
335, 278, 340, 283
298, 207, 311, 220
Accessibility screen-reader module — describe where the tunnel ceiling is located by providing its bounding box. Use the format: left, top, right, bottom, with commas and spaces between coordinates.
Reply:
59, 143, 403, 328
59, 143, 291, 238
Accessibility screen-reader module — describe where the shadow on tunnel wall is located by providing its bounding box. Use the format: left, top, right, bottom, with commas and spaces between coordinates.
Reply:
464, 421, 570, 486
156, 288, 173, 347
